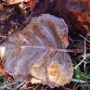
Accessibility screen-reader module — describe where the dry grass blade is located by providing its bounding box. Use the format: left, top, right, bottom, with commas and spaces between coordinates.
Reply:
75, 35, 87, 69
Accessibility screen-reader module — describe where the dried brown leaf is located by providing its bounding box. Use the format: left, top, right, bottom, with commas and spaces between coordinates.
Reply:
0, 14, 73, 88
2, 0, 28, 5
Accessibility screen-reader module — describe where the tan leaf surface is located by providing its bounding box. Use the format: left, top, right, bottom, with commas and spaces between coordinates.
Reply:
0, 14, 73, 87
2, 0, 29, 5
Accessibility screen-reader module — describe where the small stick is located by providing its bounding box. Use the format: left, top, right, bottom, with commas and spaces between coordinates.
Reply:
74, 38, 87, 69
79, 34, 90, 43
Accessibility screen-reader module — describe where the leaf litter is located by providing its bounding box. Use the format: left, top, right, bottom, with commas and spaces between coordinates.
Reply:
0, 14, 73, 88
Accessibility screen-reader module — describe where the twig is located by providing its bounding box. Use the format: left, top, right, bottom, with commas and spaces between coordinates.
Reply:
72, 79, 86, 83
16, 81, 26, 90
43, 86, 49, 90
73, 83, 78, 90
79, 34, 90, 43
41, 85, 45, 90
74, 38, 86, 69
79, 53, 90, 60
76, 83, 90, 90
33, 84, 40, 90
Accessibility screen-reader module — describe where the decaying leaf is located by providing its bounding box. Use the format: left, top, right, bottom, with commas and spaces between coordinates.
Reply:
2, 0, 29, 5
2, 0, 39, 10
0, 14, 73, 87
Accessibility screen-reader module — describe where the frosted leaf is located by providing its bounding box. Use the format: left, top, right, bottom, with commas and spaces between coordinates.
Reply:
0, 14, 73, 87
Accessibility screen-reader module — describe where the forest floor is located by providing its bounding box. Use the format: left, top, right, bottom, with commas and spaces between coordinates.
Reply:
0, 0, 90, 90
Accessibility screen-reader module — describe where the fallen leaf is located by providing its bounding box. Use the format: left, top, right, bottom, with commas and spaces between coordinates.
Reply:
0, 14, 73, 87
2, 0, 28, 5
